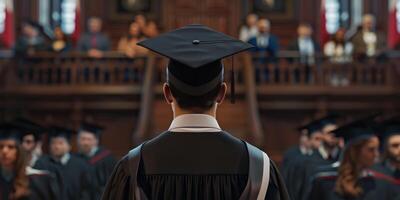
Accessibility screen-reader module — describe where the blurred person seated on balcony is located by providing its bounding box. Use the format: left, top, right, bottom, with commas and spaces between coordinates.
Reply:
248, 18, 279, 82
117, 21, 148, 58
239, 13, 259, 42
77, 17, 111, 58
48, 26, 72, 53
350, 14, 385, 59
248, 18, 279, 58
144, 20, 160, 38
324, 28, 353, 86
135, 14, 147, 33
324, 28, 353, 63
287, 23, 320, 65
14, 21, 47, 56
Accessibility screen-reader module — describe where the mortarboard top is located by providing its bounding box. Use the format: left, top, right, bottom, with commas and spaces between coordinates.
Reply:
330, 115, 379, 145
79, 122, 104, 137
298, 120, 323, 137
317, 114, 340, 127
47, 126, 75, 142
12, 117, 46, 141
137, 24, 253, 101
0, 122, 24, 143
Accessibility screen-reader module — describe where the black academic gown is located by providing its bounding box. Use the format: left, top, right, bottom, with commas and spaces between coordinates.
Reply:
102, 131, 290, 200
307, 170, 400, 200
281, 146, 310, 200
77, 147, 117, 200
294, 148, 340, 200
0, 167, 61, 200
34, 154, 94, 200
371, 161, 400, 180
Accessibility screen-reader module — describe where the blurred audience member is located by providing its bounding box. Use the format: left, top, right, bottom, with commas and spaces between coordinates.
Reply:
135, 14, 147, 33
144, 20, 160, 38
117, 21, 148, 57
351, 14, 385, 58
248, 18, 279, 82
288, 23, 320, 65
325, 28, 353, 86
49, 26, 72, 53
77, 17, 110, 58
239, 13, 258, 42
248, 18, 279, 58
14, 21, 47, 56
324, 28, 353, 63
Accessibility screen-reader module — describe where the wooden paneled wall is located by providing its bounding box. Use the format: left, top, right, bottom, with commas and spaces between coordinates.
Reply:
13, 0, 390, 49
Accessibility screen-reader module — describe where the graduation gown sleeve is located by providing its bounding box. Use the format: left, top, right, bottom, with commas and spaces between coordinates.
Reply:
266, 160, 291, 200
101, 155, 136, 200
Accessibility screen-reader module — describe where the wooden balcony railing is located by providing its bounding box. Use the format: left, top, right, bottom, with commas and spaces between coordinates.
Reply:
0, 51, 399, 147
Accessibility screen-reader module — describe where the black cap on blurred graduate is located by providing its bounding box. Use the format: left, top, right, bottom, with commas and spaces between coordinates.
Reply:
48, 126, 75, 142
12, 117, 46, 142
330, 115, 378, 145
0, 122, 24, 143
137, 24, 254, 103
318, 114, 340, 128
298, 120, 323, 137
79, 122, 104, 138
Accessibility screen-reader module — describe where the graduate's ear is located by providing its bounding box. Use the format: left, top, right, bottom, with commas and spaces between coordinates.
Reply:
163, 83, 174, 104
216, 82, 227, 104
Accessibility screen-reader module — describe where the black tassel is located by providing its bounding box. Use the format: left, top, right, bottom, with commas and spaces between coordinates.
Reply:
231, 56, 235, 104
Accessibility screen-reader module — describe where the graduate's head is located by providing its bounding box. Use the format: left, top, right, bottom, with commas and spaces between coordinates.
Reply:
12, 118, 44, 153
333, 117, 380, 169
0, 123, 29, 198
163, 60, 227, 113
300, 120, 324, 149
335, 135, 379, 198
379, 118, 400, 164
137, 24, 253, 114
77, 122, 102, 155
0, 123, 26, 170
48, 127, 73, 158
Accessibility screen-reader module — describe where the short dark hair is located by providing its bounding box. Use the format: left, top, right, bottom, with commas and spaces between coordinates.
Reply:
169, 83, 222, 111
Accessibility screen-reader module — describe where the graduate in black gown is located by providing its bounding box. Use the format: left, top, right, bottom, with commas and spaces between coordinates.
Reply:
282, 125, 314, 200
102, 24, 290, 200
34, 126, 95, 200
372, 116, 400, 179
298, 115, 343, 200
0, 122, 61, 200
307, 118, 400, 200
76, 122, 117, 199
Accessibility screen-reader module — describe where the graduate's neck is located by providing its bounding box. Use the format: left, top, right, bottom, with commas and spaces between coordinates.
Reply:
173, 104, 217, 119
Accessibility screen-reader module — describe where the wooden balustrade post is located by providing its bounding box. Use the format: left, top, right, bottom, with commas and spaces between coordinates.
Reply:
133, 55, 156, 144
243, 53, 264, 146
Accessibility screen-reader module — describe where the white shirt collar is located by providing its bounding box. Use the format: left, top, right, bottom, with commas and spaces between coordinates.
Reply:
52, 153, 70, 165
168, 114, 221, 132
88, 146, 99, 157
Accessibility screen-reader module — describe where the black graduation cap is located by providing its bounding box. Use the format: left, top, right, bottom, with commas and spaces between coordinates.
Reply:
0, 122, 24, 143
318, 114, 340, 127
79, 122, 104, 138
298, 120, 323, 136
330, 115, 378, 145
12, 117, 45, 142
137, 24, 254, 103
47, 126, 75, 142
